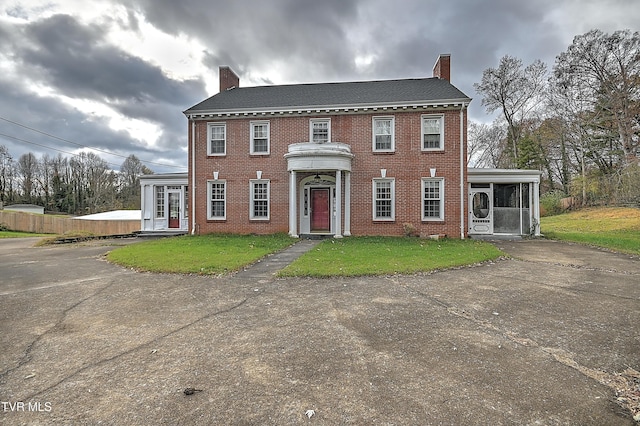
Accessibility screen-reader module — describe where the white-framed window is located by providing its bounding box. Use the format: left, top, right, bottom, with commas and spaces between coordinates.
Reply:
207, 123, 226, 156
207, 180, 226, 220
184, 186, 189, 218
373, 116, 395, 152
155, 185, 165, 218
250, 179, 270, 220
250, 121, 270, 154
422, 178, 444, 220
310, 118, 331, 144
421, 115, 444, 151
373, 178, 395, 221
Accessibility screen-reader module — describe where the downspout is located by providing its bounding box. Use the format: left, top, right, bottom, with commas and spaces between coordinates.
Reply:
460, 104, 466, 239
190, 119, 197, 235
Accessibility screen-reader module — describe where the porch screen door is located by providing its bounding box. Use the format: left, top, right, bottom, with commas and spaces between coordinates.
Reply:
469, 186, 492, 234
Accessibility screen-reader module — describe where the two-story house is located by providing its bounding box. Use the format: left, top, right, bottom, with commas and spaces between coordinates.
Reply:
140, 54, 541, 238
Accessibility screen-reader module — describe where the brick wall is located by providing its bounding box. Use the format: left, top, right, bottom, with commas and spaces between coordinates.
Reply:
188, 108, 468, 237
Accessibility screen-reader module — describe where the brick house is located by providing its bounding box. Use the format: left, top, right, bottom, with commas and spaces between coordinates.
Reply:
145, 54, 540, 238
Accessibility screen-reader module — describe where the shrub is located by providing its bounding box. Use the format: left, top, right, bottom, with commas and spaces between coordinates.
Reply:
402, 223, 417, 237
540, 190, 566, 216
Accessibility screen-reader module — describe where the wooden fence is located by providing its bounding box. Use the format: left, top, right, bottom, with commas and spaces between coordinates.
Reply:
0, 210, 140, 236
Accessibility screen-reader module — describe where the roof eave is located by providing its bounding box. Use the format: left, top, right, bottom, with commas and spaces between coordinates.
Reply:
184, 98, 472, 119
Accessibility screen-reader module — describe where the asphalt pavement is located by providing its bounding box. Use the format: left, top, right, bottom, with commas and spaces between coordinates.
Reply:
0, 236, 638, 425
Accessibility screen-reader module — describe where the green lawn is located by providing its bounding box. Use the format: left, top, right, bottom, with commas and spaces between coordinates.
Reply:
541, 207, 640, 255
0, 230, 51, 238
106, 233, 504, 277
279, 237, 504, 277
107, 233, 295, 275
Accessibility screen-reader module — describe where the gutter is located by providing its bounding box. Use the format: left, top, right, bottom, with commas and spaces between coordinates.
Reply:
460, 104, 466, 239
190, 119, 197, 235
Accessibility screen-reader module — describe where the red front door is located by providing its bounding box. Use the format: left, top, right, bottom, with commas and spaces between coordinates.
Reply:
168, 192, 180, 228
311, 188, 330, 232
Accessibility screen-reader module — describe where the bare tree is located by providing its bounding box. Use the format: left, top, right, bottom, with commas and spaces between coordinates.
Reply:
17, 152, 39, 204
83, 152, 112, 214
0, 145, 14, 206
554, 29, 640, 165
467, 120, 508, 168
119, 154, 149, 209
474, 55, 548, 166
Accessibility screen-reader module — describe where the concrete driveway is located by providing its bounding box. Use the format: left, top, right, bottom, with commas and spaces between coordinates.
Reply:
0, 237, 638, 425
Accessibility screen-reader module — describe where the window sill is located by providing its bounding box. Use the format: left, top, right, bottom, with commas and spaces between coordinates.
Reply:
372, 150, 395, 155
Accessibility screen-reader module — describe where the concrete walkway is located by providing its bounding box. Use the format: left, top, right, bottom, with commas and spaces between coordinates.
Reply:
232, 238, 321, 281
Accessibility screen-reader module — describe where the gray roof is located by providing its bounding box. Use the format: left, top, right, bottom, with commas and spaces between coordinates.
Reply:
185, 77, 471, 114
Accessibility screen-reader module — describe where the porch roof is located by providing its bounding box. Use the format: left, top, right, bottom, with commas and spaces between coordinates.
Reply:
468, 168, 541, 184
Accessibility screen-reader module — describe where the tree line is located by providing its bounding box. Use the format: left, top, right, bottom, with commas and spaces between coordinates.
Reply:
0, 146, 153, 215
470, 29, 640, 208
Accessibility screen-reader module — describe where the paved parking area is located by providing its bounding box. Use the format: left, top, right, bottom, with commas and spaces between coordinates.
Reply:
0, 237, 638, 424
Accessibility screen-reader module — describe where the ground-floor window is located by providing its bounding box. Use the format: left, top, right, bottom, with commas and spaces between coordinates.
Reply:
184, 186, 189, 218
250, 179, 270, 220
207, 180, 226, 220
155, 185, 164, 218
373, 178, 395, 220
422, 178, 444, 220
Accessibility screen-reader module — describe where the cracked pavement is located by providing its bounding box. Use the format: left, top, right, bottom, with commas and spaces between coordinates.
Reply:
0, 237, 639, 424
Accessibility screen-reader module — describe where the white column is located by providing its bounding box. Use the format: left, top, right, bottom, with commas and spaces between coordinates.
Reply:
334, 170, 342, 238
343, 171, 351, 236
289, 171, 298, 237
533, 180, 541, 236
140, 184, 146, 231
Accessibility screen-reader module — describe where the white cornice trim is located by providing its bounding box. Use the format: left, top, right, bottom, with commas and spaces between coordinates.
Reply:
184, 99, 472, 120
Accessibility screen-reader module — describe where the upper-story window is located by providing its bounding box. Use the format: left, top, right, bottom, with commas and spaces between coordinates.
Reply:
251, 121, 270, 154
373, 116, 395, 152
421, 115, 444, 151
207, 123, 226, 156
310, 118, 331, 144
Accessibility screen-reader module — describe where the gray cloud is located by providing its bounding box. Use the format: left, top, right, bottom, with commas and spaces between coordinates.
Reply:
0, 75, 183, 172
16, 14, 204, 107
120, 0, 361, 82
0, 12, 204, 172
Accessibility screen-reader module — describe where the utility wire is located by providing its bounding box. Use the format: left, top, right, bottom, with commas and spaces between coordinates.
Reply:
0, 131, 128, 169
0, 115, 184, 169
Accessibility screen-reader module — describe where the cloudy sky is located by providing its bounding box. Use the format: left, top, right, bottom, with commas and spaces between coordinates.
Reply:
0, 0, 638, 173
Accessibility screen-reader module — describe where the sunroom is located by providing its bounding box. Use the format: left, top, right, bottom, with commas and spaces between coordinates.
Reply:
140, 173, 189, 234
467, 168, 541, 237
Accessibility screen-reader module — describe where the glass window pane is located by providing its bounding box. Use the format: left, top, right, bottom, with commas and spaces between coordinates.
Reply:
423, 118, 440, 133
376, 134, 391, 150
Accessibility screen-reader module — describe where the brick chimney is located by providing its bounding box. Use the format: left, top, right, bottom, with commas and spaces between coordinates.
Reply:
433, 54, 451, 81
219, 66, 239, 92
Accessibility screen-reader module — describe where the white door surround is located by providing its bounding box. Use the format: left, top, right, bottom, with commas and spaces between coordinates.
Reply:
285, 142, 353, 238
